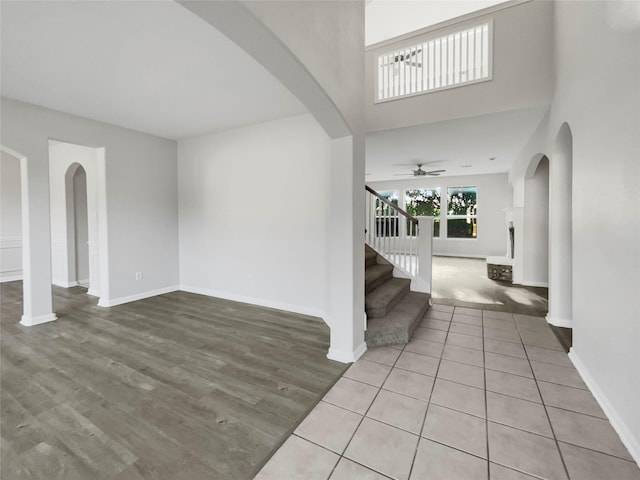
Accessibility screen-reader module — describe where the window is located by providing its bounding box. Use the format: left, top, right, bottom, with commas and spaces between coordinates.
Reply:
375, 190, 399, 237
447, 186, 477, 238
405, 188, 441, 237
376, 21, 492, 102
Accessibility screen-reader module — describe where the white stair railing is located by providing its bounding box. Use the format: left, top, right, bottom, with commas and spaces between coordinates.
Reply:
365, 186, 433, 294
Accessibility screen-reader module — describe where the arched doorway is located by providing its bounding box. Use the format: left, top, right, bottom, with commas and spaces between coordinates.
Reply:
49, 140, 102, 299
65, 163, 90, 288
523, 154, 550, 288
548, 123, 573, 328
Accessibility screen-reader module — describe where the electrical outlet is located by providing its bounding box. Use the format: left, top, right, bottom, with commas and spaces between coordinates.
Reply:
135, 272, 143, 280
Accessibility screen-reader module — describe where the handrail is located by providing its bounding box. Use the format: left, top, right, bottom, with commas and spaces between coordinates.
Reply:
365, 185, 418, 224
365, 185, 433, 294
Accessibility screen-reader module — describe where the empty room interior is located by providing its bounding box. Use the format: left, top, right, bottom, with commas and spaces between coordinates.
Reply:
1, 1, 639, 479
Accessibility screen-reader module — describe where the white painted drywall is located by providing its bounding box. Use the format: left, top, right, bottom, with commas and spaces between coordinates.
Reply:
365, 0, 554, 132
0, 151, 22, 282
242, 0, 365, 134
178, 113, 330, 318
1, 98, 179, 314
509, 0, 640, 462
365, 0, 509, 46
522, 157, 549, 286
555, 1, 640, 461
367, 173, 512, 258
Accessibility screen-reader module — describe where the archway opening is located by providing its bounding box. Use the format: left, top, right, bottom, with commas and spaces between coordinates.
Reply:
49, 140, 104, 301
65, 163, 90, 288
523, 154, 550, 289
548, 122, 573, 329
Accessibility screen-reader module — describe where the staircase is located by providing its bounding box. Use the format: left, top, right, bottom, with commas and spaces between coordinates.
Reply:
365, 245, 431, 347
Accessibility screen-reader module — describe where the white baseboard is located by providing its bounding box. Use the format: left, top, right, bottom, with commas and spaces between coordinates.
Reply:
179, 285, 326, 320
0, 273, 23, 283
52, 279, 78, 288
569, 349, 640, 466
546, 314, 572, 328
522, 280, 549, 288
98, 285, 179, 307
327, 341, 367, 364
20, 312, 57, 326
86, 288, 100, 297
433, 253, 487, 259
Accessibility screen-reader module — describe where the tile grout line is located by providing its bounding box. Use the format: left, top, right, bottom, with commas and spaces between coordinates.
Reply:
406, 309, 454, 479
325, 338, 410, 480
516, 317, 572, 480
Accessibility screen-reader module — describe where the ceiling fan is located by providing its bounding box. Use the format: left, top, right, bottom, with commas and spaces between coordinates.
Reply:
394, 164, 446, 177
393, 49, 422, 68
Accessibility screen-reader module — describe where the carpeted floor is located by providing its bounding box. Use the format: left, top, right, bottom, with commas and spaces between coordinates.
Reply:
432, 256, 548, 316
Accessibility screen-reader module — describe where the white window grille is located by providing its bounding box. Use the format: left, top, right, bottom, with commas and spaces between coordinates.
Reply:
376, 21, 492, 102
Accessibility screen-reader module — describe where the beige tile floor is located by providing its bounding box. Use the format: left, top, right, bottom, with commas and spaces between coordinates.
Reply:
256, 305, 640, 480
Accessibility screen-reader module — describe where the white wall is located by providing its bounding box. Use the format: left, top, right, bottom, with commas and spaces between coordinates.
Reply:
365, 0, 554, 132
242, 0, 365, 135
367, 173, 512, 258
1, 98, 179, 314
365, 0, 508, 46
509, 0, 640, 463
0, 151, 22, 282
178, 113, 330, 317
522, 157, 549, 286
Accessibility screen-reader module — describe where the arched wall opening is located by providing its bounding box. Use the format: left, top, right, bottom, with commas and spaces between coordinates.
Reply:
547, 122, 573, 328
176, 1, 365, 362
523, 154, 550, 288
49, 140, 105, 301
64, 163, 90, 288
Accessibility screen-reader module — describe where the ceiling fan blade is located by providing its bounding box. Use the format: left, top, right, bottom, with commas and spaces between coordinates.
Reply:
426, 170, 446, 174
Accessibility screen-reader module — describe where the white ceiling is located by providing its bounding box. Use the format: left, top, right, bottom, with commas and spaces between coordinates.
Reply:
365, 106, 548, 182
0, 1, 307, 140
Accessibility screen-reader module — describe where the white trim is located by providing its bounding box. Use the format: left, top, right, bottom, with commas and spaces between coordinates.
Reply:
179, 285, 326, 320
0, 273, 23, 283
98, 285, 179, 307
433, 252, 487, 259
86, 288, 100, 297
569, 349, 640, 466
20, 313, 57, 326
545, 314, 572, 328
327, 341, 367, 364
52, 279, 78, 288
522, 280, 549, 288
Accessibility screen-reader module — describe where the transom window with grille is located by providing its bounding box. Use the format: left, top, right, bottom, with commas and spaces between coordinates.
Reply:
447, 186, 477, 238
376, 21, 492, 102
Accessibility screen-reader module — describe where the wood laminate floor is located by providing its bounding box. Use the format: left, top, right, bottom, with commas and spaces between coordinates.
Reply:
0, 282, 347, 479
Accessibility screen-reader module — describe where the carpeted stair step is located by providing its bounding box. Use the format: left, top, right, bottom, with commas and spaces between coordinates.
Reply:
365, 292, 431, 347
365, 277, 411, 318
365, 263, 394, 294
365, 246, 377, 268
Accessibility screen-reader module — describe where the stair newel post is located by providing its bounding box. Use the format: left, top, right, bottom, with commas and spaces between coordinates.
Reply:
414, 216, 434, 294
